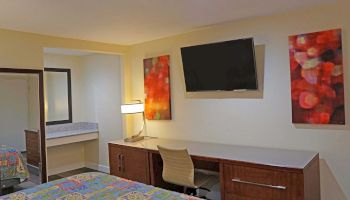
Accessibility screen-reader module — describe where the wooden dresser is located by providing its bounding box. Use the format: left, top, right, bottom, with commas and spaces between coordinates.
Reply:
25, 130, 40, 167
109, 138, 320, 200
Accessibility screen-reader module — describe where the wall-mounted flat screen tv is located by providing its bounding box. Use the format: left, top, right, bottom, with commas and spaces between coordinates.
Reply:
180, 38, 258, 92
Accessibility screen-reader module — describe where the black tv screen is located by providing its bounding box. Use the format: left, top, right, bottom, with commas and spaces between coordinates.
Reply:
180, 38, 258, 92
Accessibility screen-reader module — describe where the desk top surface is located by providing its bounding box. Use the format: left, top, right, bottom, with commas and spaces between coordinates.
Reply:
109, 138, 317, 169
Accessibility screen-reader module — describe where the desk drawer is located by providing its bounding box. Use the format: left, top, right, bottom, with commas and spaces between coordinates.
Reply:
224, 164, 300, 200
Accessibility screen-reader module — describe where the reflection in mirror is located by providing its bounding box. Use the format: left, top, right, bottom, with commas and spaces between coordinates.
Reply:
0, 73, 43, 195
44, 68, 72, 125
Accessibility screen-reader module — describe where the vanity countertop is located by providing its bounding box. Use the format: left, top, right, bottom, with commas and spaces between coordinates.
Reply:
46, 122, 98, 139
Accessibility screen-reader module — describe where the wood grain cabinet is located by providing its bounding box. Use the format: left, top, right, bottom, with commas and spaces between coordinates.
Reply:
108, 143, 150, 184
222, 155, 320, 200
108, 139, 320, 200
224, 164, 301, 200
25, 130, 40, 167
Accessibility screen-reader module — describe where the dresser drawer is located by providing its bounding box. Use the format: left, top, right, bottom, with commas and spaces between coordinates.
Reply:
223, 164, 302, 200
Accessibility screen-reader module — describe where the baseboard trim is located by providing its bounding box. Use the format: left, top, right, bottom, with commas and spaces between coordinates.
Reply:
27, 163, 39, 170
98, 164, 110, 173
85, 162, 109, 174
48, 162, 109, 176
48, 162, 85, 176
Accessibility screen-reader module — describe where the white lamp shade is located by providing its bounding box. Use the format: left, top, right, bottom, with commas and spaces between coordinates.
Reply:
121, 103, 144, 114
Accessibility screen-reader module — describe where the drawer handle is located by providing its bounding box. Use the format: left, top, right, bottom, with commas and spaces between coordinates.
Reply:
120, 154, 125, 172
118, 154, 122, 172
232, 178, 287, 190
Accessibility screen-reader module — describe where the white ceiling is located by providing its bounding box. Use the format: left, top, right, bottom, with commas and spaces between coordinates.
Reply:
0, 0, 335, 45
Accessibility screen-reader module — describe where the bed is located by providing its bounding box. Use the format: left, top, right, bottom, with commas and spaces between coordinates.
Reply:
0, 172, 201, 199
0, 145, 29, 189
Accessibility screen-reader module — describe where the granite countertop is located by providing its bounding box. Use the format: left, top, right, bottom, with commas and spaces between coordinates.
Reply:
46, 122, 99, 139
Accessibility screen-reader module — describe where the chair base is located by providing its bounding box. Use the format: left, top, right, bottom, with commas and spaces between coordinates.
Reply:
184, 187, 210, 199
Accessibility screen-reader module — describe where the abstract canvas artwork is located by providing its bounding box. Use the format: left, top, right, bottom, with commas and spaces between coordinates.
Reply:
144, 55, 171, 120
289, 29, 345, 124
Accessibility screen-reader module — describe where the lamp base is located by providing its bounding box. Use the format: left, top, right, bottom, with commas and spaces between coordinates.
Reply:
124, 135, 145, 142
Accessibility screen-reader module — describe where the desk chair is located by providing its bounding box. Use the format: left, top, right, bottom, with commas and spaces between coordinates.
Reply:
157, 145, 217, 198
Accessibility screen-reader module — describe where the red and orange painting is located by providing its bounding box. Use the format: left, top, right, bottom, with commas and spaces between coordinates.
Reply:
144, 55, 171, 120
289, 29, 345, 124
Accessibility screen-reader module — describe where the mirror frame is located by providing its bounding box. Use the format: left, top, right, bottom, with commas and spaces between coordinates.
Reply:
44, 68, 72, 125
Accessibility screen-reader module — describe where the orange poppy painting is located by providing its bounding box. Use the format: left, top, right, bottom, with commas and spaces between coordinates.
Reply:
144, 55, 171, 120
289, 29, 345, 124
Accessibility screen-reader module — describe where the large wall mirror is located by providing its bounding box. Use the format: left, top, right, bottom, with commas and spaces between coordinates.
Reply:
44, 68, 72, 125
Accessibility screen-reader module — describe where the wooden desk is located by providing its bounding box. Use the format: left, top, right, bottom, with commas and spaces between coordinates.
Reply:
108, 138, 320, 200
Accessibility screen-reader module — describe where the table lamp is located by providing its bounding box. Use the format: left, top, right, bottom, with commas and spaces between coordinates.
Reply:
121, 100, 146, 142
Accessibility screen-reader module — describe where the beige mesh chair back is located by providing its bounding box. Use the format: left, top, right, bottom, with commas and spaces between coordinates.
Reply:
157, 145, 196, 188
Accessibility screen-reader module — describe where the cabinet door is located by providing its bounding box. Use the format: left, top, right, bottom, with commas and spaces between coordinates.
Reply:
224, 164, 303, 200
108, 144, 124, 177
25, 130, 40, 167
122, 147, 150, 184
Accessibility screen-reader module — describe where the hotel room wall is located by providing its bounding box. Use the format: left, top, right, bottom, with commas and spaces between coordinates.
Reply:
43, 53, 123, 174
27, 76, 40, 130
82, 54, 123, 172
43, 54, 88, 175
127, 1, 350, 199
0, 28, 132, 132
0, 28, 129, 69
0, 75, 29, 151
0, 28, 130, 178
43, 53, 87, 122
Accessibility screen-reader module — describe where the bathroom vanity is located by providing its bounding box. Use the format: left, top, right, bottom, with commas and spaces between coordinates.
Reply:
46, 122, 99, 147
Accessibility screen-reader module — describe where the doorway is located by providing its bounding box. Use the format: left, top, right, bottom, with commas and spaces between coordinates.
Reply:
0, 68, 47, 196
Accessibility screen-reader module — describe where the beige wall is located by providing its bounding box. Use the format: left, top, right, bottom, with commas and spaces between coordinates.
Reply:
0, 27, 132, 135
44, 54, 87, 175
0, 29, 129, 69
27, 75, 40, 130
0, 74, 39, 151
0, 28, 132, 115
127, 1, 349, 199
82, 54, 123, 170
0, 28, 130, 178
0, 75, 29, 151
44, 54, 86, 122
43, 53, 123, 173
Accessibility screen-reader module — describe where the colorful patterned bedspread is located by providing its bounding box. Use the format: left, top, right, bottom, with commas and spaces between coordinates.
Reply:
0, 145, 29, 180
0, 172, 202, 200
